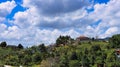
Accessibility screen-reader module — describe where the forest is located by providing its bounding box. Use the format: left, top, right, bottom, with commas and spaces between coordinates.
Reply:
0, 34, 120, 67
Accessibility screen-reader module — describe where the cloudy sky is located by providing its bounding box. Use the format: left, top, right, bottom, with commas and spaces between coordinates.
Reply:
0, 0, 120, 46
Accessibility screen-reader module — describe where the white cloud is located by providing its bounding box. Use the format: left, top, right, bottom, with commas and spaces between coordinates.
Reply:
0, 17, 5, 22
105, 27, 118, 35
13, 7, 40, 28
99, 27, 119, 38
1, 26, 22, 39
0, 0, 16, 22
84, 0, 120, 38
0, 24, 7, 33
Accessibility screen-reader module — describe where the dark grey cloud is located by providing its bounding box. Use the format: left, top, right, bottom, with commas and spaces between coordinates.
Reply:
21, 0, 92, 29
39, 17, 94, 29
40, 20, 72, 29
0, 10, 8, 17
32, 0, 90, 15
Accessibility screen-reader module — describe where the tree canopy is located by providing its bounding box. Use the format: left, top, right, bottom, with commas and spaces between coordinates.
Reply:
18, 44, 24, 49
56, 35, 74, 46
109, 34, 120, 48
0, 41, 7, 47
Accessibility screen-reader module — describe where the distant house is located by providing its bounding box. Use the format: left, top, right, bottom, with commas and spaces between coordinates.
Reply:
95, 37, 110, 42
4, 65, 22, 67
4, 65, 12, 67
6, 45, 18, 49
104, 37, 110, 42
96, 39, 105, 41
115, 49, 120, 58
76, 35, 90, 42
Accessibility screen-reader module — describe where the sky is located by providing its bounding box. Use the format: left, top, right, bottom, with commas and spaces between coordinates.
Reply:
0, 0, 120, 47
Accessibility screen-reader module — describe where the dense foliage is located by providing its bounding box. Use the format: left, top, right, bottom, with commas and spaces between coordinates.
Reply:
0, 34, 120, 67
56, 35, 74, 46
109, 34, 120, 48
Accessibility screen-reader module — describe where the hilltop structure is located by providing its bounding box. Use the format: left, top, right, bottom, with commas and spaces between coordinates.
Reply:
76, 35, 90, 42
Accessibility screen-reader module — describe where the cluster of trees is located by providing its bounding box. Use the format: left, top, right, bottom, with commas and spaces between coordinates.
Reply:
0, 41, 23, 49
109, 34, 120, 48
0, 34, 120, 67
0, 43, 48, 66
56, 35, 74, 46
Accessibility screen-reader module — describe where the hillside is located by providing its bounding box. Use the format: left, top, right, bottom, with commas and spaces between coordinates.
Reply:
0, 34, 120, 67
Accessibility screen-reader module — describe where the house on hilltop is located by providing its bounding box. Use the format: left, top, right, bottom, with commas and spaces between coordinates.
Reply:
6, 45, 18, 50
115, 49, 120, 58
95, 37, 110, 42
76, 35, 90, 42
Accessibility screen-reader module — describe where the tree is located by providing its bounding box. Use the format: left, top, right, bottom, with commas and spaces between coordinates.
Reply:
92, 37, 95, 41
84, 48, 89, 55
40, 60, 51, 67
91, 45, 101, 52
56, 35, 74, 46
32, 52, 42, 64
0, 41, 7, 47
70, 52, 78, 60
69, 60, 81, 67
39, 43, 47, 53
22, 55, 32, 65
81, 55, 90, 67
109, 34, 120, 48
38, 44, 48, 59
18, 44, 24, 49
60, 55, 69, 67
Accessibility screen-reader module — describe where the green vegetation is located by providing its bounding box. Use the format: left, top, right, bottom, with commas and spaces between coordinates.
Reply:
0, 34, 120, 67
109, 34, 120, 48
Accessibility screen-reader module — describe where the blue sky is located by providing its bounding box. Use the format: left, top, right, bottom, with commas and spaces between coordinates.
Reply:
0, 0, 120, 46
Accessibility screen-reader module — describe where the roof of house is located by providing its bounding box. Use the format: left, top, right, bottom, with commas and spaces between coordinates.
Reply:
76, 35, 90, 41
115, 49, 120, 54
6, 45, 17, 48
